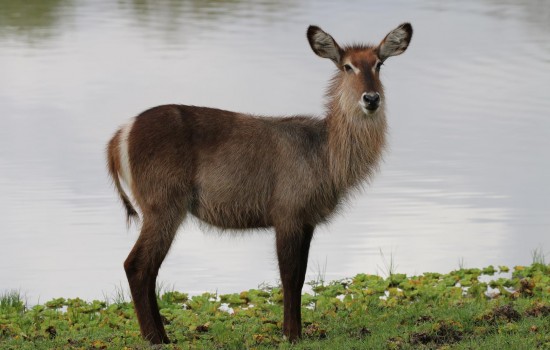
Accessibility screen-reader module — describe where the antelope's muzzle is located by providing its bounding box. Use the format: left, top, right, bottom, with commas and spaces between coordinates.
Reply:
361, 92, 380, 112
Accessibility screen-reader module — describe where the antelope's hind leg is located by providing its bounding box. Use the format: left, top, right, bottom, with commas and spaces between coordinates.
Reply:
124, 207, 186, 344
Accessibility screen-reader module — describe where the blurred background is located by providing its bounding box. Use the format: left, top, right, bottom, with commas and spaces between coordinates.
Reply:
1, 0, 549, 303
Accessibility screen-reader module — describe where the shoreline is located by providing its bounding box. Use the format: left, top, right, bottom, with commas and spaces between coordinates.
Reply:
1, 263, 549, 349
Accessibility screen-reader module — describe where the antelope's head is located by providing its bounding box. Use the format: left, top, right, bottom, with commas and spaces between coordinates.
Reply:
307, 23, 412, 116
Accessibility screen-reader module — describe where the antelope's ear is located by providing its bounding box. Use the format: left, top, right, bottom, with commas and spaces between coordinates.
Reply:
378, 23, 413, 61
307, 25, 343, 66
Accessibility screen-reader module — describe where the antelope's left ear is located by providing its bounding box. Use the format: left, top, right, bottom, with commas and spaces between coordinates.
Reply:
378, 23, 413, 61
307, 25, 343, 66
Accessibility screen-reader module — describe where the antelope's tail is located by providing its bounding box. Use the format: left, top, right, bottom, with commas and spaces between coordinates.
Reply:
106, 130, 139, 227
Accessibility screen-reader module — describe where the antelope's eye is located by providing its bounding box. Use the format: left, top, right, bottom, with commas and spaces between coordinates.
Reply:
375, 61, 383, 72
343, 64, 353, 73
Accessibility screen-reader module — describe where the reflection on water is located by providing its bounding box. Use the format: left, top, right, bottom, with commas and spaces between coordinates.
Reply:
1, 0, 549, 302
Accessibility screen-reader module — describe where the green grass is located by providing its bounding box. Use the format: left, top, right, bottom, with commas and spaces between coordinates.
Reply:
1, 263, 549, 349
532, 247, 547, 265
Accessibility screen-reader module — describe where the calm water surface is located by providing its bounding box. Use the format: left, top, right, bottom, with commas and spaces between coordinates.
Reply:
1, 0, 549, 302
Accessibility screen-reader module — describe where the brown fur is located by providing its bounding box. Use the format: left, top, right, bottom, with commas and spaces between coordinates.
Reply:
106, 130, 138, 226
106, 23, 412, 344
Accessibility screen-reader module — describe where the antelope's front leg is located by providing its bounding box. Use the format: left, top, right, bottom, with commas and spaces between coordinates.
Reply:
275, 223, 315, 341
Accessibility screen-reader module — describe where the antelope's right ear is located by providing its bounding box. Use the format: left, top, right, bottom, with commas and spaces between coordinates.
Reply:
307, 25, 343, 66
378, 23, 413, 61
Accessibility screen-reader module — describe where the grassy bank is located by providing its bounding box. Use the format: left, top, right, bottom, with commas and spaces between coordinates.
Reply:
1, 263, 549, 349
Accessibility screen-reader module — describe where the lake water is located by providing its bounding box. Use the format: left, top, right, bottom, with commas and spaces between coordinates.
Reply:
1, 0, 549, 303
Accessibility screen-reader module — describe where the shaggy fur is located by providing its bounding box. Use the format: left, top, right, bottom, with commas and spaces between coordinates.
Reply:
106, 23, 412, 344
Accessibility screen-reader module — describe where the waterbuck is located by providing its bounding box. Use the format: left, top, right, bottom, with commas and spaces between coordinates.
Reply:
106, 23, 412, 344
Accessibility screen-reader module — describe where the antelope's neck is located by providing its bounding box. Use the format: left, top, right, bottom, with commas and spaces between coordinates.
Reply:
324, 98, 388, 191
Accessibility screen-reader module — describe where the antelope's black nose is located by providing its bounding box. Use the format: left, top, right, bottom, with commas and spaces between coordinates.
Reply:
361, 92, 380, 112
362, 92, 380, 109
